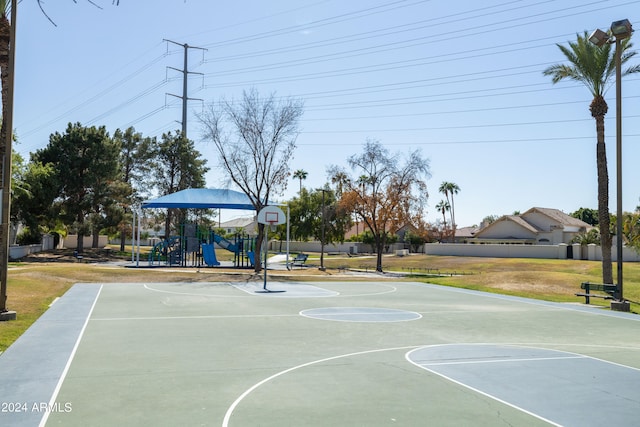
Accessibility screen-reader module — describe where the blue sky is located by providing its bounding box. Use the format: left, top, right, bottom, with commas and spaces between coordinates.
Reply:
12, 0, 640, 227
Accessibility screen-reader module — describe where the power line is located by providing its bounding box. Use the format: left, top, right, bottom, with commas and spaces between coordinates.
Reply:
199, 0, 432, 50
300, 114, 640, 134
201, 1, 623, 80
297, 134, 640, 146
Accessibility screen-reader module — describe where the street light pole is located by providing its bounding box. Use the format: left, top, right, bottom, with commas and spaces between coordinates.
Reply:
320, 188, 326, 271
614, 35, 623, 303
588, 19, 632, 310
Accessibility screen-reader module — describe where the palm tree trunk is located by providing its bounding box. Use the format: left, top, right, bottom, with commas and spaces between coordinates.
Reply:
450, 196, 456, 241
0, 14, 10, 159
594, 111, 613, 284
0, 11, 10, 314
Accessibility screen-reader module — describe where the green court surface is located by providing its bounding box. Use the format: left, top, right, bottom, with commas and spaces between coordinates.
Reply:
1, 280, 639, 426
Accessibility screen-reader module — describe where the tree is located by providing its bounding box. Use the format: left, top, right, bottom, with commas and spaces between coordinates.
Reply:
288, 187, 350, 243
571, 207, 599, 226
199, 88, 304, 272
543, 32, 640, 284
10, 150, 58, 244
438, 181, 460, 240
33, 123, 120, 252
292, 169, 308, 194
115, 126, 154, 250
330, 170, 349, 197
571, 228, 601, 246
36, 0, 121, 26
623, 211, 640, 252
481, 215, 499, 227
151, 130, 208, 239
435, 200, 450, 230
331, 139, 430, 272
0, 2, 11, 166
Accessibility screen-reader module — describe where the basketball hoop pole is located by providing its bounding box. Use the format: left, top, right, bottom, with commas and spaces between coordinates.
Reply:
256, 205, 286, 293
262, 222, 271, 291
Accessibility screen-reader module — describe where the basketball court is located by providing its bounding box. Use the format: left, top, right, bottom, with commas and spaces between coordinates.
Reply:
1, 279, 639, 426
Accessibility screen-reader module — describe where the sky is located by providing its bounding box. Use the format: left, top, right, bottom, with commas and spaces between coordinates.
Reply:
11, 0, 640, 227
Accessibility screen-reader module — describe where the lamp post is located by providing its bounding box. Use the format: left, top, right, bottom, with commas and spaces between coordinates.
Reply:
589, 19, 632, 310
319, 188, 326, 271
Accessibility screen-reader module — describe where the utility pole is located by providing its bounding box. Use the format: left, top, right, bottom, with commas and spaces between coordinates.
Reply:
164, 39, 207, 139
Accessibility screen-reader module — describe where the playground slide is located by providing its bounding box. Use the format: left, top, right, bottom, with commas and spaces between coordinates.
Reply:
213, 234, 238, 253
201, 244, 220, 266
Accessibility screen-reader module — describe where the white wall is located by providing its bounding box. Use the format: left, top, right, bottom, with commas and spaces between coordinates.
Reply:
8, 234, 56, 260
422, 242, 640, 261
64, 235, 109, 249
269, 240, 363, 254
423, 243, 563, 259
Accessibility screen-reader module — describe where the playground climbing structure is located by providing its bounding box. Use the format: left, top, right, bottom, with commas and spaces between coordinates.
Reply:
148, 223, 255, 268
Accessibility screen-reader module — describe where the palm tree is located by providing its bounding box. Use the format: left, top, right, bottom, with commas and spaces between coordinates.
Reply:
435, 200, 450, 229
292, 169, 307, 194
330, 170, 348, 196
439, 181, 460, 240
543, 32, 639, 285
0, 0, 12, 316
0, 1, 11, 141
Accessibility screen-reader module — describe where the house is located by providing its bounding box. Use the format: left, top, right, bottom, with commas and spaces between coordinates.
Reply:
453, 226, 480, 243
218, 216, 257, 235
471, 207, 592, 245
344, 221, 367, 240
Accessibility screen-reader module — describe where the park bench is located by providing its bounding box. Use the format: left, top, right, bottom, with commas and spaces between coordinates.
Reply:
575, 282, 617, 304
291, 253, 308, 268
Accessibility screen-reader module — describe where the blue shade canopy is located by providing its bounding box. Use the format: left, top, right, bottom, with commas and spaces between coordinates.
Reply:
142, 188, 255, 211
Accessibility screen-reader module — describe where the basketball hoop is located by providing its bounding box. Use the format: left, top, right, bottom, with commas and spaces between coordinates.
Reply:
265, 211, 279, 232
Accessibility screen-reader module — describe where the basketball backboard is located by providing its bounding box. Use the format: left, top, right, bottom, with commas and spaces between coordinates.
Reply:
257, 205, 286, 225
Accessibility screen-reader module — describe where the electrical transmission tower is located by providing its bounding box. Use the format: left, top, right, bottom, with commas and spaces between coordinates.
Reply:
164, 39, 207, 139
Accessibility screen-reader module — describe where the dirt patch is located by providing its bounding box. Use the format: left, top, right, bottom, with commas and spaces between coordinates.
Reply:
17, 248, 129, 263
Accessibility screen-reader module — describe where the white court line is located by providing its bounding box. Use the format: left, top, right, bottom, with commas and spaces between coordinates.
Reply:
333, 283, 398, 297
222, 345, 420, 427
300, 307, 422, 323
143, 283, 248, 298
92, 313, 299, 321
144, 282, 398, 298
408, 282, 640, 321
38, 285, 103, 427
420, 355, 585, 366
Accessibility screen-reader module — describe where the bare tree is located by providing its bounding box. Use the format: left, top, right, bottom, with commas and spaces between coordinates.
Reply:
200, 88, 304, 272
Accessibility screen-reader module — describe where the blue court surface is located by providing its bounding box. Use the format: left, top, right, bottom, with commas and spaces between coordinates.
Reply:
1, 280, 639, 426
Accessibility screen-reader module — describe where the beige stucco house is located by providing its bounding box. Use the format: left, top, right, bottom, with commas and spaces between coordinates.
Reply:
471, 207, 592, 245
218, 216, 257, 235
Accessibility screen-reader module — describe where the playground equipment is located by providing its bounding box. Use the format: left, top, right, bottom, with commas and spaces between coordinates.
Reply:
148, 223, 255, 268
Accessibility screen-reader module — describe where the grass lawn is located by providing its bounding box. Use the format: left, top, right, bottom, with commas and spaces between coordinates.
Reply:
1, 248, 638, 352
